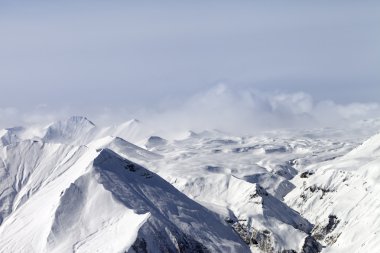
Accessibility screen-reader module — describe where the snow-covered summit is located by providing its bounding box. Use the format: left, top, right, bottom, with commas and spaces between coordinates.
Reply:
43, 116, 96, 144
0, 140, 248, 252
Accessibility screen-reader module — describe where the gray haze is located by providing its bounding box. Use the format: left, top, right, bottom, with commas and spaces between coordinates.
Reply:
0, 0, 379, 130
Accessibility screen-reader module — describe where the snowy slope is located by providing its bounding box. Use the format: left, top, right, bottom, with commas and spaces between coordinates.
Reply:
0, 128, 20, 146
1, 116, 380, 253
0, 134, 248, 252
140, 132, 340, 252
286, 131, 380, 253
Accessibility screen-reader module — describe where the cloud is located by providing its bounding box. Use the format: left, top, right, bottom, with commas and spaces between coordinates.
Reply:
1, 84, 380, 136
136, 84, 380, 134
0, 106, 71, 129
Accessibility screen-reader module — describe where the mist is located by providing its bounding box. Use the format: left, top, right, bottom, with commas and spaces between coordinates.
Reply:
1, 84, 380, 136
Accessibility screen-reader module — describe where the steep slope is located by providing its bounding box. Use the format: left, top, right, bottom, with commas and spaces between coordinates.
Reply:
0, 140, 248, 252
176, 174, 313, 252
47, 173, 149, 253
94, 149, 249, 253
0, 146, 146, 253
286, 132, 380, 253
0, 140, 88, 225
144, 132, 352, 252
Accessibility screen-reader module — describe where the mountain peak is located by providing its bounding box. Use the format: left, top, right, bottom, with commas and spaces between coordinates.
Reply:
66, 116, 96, 126
43, 116, 96, 144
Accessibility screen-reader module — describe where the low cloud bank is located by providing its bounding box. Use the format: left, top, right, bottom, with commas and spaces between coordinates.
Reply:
1, 84, 380, 135
138, 84, 380, 134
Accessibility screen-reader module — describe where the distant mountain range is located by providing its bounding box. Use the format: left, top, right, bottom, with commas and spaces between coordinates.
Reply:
0, 116, 379, 253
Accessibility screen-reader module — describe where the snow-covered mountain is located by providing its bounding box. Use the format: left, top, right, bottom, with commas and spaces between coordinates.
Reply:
286, 132, 380, 253
0, 116, 379, 253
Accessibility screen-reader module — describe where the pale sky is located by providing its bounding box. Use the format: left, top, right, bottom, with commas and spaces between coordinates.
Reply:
0, 0, 379, 129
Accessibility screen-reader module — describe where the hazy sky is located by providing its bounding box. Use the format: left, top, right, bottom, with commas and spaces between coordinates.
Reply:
0, 0, 379, 129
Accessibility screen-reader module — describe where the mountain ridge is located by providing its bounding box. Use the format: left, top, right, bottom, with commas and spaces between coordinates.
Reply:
0, 116, 379, 252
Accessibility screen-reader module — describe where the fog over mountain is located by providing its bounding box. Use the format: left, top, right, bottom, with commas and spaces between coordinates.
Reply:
1, 84, 380, 134
1, 1, 380, 253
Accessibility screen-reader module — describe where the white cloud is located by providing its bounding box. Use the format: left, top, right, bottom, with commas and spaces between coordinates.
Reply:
1, 84, 380, 135
136, 84, 380, 134
336, 103, 380, 119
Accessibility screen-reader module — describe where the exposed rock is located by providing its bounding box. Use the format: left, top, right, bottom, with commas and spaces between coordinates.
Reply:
249, 185, 269, 199
301, 185, 334, 200
131, 238, 148, 253
232, 222, 251, 244
300, 171, 314, 178
232, 222, 276, 253
251, 228, 274, 253
224, 217, 234, 224
312, 214, 340, 245
301, 236, 322, 253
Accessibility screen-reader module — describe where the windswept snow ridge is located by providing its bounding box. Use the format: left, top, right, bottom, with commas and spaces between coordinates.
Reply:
0, 116, 379, 253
